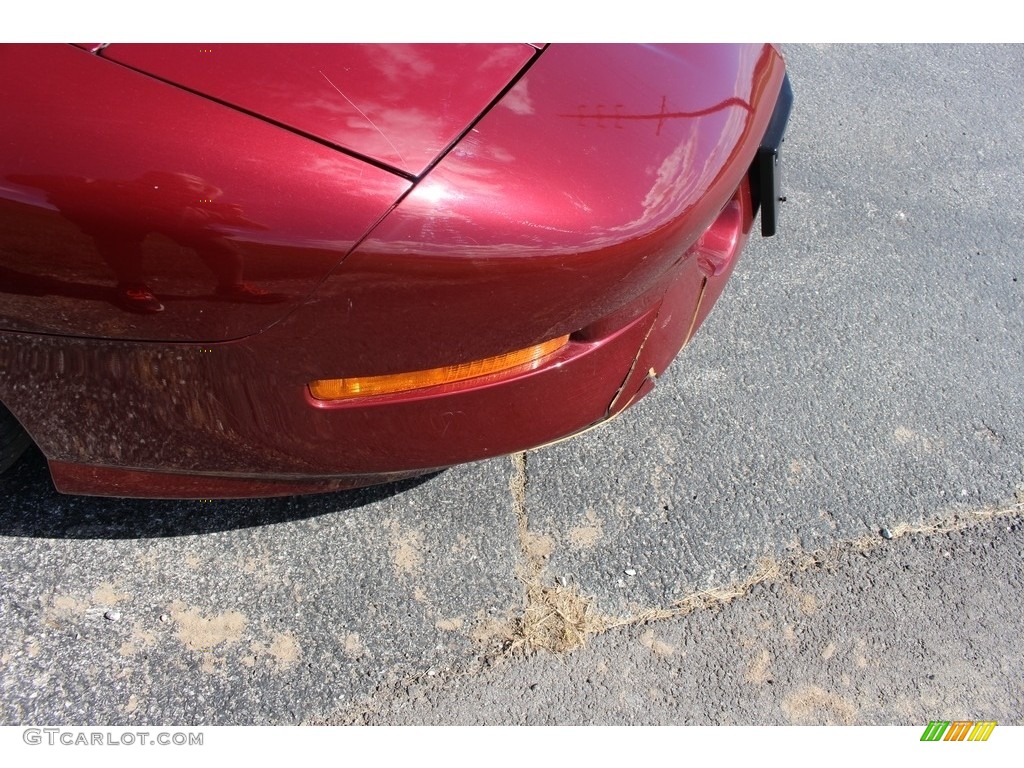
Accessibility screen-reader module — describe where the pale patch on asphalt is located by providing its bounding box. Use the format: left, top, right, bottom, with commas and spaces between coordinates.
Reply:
522, 531, 555, 562
342, 632, 365, 659
893, 425, 943, 453
745, 648, 772, 684
387, 520, 424, 578
782, 685, 857, 725
853, 637, 871, 669
639, 629, 675, 657
90, 582, 130, 605
568, 509, 604, 549
243, 632, 301, 672
122, 694, 140, 715
43, 594, 90, 623
788, 586, 819, 616
268, 632, 301, 670
435, 617, 464, 632
44, 581, 129, 626
118, 628, 157, 657
239, 553, 278, 589
469, 613, 516, 647
450, 533, 472, 554
167, 600, 247, 652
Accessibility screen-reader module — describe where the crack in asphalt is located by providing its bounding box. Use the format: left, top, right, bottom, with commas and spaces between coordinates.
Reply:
503, 474, 1024, 655
505, 452, 602, 654
322, 493, 1024, 724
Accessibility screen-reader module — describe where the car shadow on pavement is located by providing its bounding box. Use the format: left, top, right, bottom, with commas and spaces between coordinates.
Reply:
0, 448, 441, 539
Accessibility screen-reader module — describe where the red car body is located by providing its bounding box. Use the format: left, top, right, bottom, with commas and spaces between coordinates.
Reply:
0, 43, 790, 498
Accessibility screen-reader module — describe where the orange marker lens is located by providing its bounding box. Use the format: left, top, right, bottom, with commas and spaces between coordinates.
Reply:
309, 335, 570, 401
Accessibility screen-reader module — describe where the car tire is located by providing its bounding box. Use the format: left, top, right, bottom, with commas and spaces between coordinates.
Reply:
0, 402, 32, 473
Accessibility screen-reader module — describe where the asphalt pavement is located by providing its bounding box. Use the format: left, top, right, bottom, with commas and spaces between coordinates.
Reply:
1, 44, 1022, 726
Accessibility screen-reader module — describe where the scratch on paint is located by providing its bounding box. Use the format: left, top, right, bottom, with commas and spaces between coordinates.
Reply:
318, 70, 407, 167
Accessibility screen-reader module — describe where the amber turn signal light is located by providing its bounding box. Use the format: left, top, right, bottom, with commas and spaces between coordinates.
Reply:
309, 335, 570, 401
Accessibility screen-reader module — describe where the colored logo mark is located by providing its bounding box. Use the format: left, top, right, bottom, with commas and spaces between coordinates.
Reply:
920, 720, 997, 741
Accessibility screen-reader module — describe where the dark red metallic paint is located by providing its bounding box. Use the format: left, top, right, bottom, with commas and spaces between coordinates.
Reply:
101, 43, 536, 177
0, 44, 786, 498
0, 44, 411, 341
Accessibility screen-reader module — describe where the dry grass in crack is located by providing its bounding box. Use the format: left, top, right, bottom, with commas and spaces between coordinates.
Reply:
319, 494, 1024, 724
606, 557, 782, 629
502, 555, 782, 654
507, 452, 610, 654
509, 580, 608, 655
839, 502, 1020, 559
675, 556, 781, 612
608, 503, 1023, 632
507, 480, 1024, 656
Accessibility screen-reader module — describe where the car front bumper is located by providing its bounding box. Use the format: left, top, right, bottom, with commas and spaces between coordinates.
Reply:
0, 44, 788, 498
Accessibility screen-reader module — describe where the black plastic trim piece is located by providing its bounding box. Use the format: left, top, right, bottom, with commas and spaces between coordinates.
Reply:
750, 73, 793, 237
